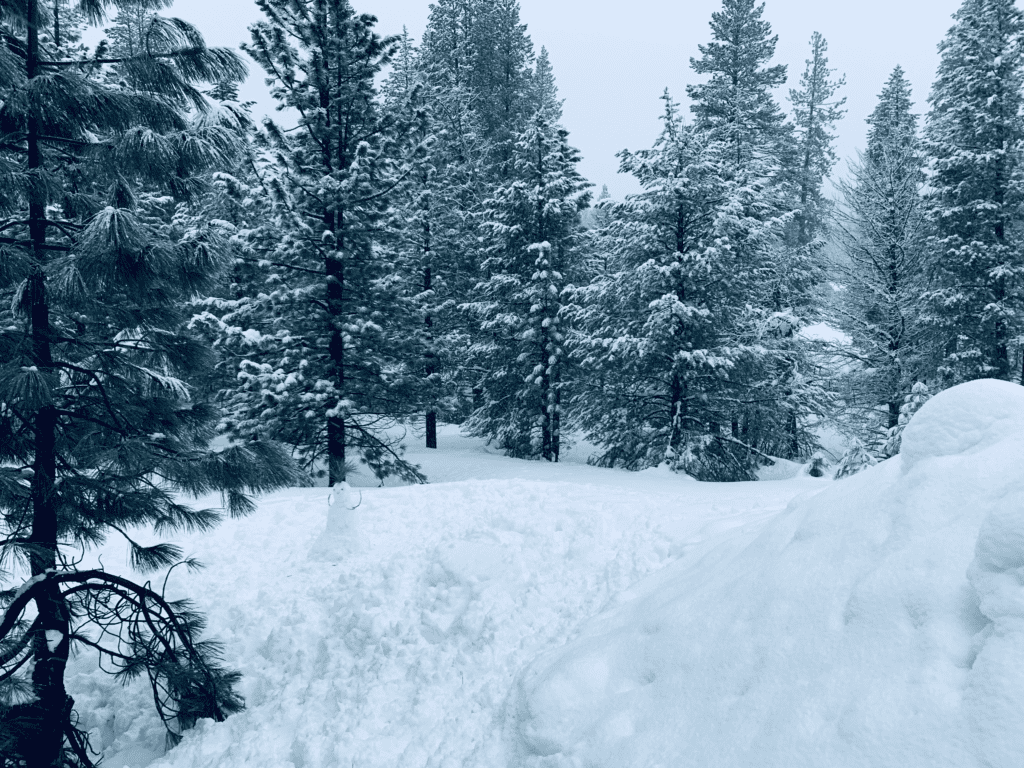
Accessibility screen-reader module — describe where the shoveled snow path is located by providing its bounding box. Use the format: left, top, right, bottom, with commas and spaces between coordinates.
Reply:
67, 436, 823, 768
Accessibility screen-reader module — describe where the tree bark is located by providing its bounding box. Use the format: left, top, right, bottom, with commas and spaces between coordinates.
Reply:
25, 1, 72, 764
888, 400, 900, 431
327, 246, 346, 485
424, 262, 437, 449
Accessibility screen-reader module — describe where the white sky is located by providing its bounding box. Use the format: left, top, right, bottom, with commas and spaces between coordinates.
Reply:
164, 0, 964, 197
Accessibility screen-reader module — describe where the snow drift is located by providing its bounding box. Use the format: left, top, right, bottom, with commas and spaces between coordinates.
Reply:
509, 379, 1024, 767
78, 436, 813, 768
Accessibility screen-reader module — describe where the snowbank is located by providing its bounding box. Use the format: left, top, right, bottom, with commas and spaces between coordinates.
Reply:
69, 435, 815, 768
509, 379, 1024, 767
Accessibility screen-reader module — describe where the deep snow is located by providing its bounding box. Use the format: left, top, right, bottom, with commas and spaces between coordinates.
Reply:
64, 379, 1024, 767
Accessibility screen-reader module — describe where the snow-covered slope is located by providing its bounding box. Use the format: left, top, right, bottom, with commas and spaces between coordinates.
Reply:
72, 428, 820, 767
69, 380, 1024, 767
510, 379, 1024, 768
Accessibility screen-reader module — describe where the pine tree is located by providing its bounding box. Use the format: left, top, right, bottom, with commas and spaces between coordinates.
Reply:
381, 30, 452, 450
466, 105, 590, 460
234, 0, 426, 485
417, 0, 496, 427
530, 46, 562, 119
420, 0, 476, 95
467, 0, 535, 167
0, 2, 297, 765
832, 67, 930, 445
570, 95, 788, 480
687, 0, 789, 173
833, 439, 877, 479
683, 0, 826, 465
882, 381, 932, 456
923, 0, 1024, 383
788, 31, 846, 251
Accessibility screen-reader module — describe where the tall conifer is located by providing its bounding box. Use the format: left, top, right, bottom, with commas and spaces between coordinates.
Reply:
687, 0, 789, 172
923, 0, 1024, 382
571, 95, 795, 480
788, 32, 846, 251
0, 2, 295, 764
832, 67, 929, 445
231, 0, 425, 484
466, 98, 590, 460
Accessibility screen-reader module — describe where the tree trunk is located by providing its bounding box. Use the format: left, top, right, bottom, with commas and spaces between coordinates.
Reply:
424, 262, 437, 449
25, 1, 72, 764
538, 337, 551, 461
667, 372, 685, 462
326, 246, 346, 485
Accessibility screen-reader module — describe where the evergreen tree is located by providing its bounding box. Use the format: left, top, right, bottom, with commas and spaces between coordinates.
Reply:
417, 0, 496, 426
420, 0, 476, 95
687, 0, 789, 173
923, 0, 1024, 383
570, 95, 791, 480
832, 67, 930, 445
530, 46, 562, 119
467, 0, 535, 165
833, 439, 877, 479
233, 0, 426, 485
684, 0, 826, 464
466, 106, 590, 460
0, 2, 297, 765
382, 30, 451, 450
788, 31, 846, 251
881, 381, 932, 456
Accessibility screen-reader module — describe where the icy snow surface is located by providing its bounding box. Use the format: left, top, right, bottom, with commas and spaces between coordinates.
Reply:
69, 380, 1024, 767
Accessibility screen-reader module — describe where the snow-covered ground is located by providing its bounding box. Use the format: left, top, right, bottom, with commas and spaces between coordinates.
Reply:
69, 380, 1024, 767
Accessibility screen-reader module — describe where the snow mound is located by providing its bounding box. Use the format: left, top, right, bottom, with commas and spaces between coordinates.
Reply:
509, 379, 1024, 768
900, 378, 1022, 468
73, 459, 814, 768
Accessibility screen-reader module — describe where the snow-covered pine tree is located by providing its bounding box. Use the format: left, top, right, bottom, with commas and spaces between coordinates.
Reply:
685, 0, 825, 464
232, 0, 426, 485
569, 95, 776, 480
467, 0, 535, 172
882, 381, 932, 456
465, 82, 590, 460
0, 2, 298, 764
416, 0, 499, 424
381, 30, 445, 450
833, 439, 877, 479
420, 0, 535, 175
530, 46, 562, 118
832, 67, 930, 445
923, 0, 1024, 383
760, 31, 846, 459
687, 0, 789, 173
787, 31, 845, 255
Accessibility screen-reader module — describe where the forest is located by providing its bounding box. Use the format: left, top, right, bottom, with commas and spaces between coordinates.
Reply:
1, 0, 1023, 765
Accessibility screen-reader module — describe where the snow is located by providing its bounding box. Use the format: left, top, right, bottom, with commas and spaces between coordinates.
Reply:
799, 321, 851, 345
45, 629, 63, 653
64, 380, 1024, 767
511, 379, 1024, 767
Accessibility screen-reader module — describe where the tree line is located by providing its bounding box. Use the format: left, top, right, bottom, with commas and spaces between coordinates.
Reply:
1, 0, 1023, 763
196, 0, 1024, 483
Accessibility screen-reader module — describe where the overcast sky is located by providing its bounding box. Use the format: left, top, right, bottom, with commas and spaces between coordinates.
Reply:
165, 0, 965, 197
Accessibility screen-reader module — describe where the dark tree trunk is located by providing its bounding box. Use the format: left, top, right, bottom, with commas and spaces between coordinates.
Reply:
888, 400, 900, 431
787, 411, 799, 459
667, 372, 685, 460
25, 1, 72, 764
551, 360, 560, 463
424, 262, 437, 449
326, 247, 346, 485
